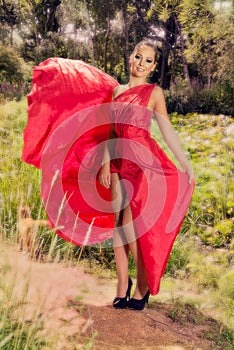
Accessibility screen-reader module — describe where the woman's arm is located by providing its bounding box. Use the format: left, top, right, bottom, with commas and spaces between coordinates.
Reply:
98, 123, 116, 189
151, 87, 195, 184
99, 85, 121, 188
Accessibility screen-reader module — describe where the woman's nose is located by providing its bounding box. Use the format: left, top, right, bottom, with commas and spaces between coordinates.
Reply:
139, 58, 144, 66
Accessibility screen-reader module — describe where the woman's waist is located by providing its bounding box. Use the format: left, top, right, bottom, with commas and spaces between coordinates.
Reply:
113, 124, 151, 138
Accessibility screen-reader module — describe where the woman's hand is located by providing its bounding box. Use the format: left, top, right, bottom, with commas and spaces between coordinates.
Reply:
99, 163, 111, 189
182, 161, 195, 184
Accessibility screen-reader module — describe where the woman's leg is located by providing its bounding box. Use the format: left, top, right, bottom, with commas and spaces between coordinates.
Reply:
111, 173, 129, 297
122, 205, 148, 299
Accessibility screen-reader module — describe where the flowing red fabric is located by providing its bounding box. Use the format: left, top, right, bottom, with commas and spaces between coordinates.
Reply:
22, 58, 118, 167
22, 58, 194, 295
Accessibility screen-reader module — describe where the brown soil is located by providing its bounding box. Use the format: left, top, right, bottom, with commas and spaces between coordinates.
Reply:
0, 242, 222, 350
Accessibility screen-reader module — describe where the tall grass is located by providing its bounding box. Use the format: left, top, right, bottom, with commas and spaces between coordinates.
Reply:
0, 259, 50, 349
0, 99, 233, 335
0, 99, 83, 261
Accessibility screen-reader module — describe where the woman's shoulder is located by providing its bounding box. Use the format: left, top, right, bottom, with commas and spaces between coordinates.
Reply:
151, 84, 164, 98
148, 84, 167, 112
112, 84, 127, 100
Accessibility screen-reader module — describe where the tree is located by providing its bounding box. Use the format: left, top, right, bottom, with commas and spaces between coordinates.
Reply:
0, 0, 20, 46
0, 44, 24, 83
147, 0, 193, 88
18, 0, 61, 61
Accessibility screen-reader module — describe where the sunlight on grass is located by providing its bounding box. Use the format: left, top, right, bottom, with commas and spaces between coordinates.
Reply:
0, 99, 233, 347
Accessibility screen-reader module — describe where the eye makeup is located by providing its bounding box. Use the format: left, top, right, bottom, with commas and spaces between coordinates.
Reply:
134, 53, 153, 64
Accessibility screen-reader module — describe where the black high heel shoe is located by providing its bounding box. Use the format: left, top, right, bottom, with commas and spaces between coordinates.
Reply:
112, 277, 133, 309
127, 290, 150, 311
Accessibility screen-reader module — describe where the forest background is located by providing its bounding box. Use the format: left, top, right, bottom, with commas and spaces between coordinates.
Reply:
0, 1, 233, 349
0, 0, 233, 115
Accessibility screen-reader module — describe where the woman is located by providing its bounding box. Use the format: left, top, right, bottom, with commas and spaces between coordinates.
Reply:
22, 39, 194, 311
99, 40, 195, 310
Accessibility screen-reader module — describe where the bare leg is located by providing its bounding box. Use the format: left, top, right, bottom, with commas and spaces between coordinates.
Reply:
111, 173, 129, 297
122, 205, 148, 299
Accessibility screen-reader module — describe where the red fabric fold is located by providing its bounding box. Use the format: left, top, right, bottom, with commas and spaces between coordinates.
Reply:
22, 58, 118, 167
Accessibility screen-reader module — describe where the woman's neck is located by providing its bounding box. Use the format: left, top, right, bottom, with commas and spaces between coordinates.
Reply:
127, 77, 147, 88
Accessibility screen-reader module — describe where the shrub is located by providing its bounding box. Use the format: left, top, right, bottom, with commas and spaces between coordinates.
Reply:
0, 45, 31, 101
166, 83, 234, 116
218, 270, 234, 300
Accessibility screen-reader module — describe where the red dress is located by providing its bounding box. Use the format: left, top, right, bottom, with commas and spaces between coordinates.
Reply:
111, 85, 194, 294
22, 58, 194, 295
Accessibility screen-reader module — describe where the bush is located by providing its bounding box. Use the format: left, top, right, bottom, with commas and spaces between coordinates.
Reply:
165, 237, 190, 277
218, 270, 234, 300
0, 45, 31, 101
166, 83, 234, 116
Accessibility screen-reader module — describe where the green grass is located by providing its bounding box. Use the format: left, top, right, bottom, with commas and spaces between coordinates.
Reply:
0, 99, 233, 345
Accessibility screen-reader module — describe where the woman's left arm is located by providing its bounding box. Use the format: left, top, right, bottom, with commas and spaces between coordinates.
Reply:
152, 86, 195, 184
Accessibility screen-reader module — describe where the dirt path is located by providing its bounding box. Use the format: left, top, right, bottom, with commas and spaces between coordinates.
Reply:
0, 242, 219, 350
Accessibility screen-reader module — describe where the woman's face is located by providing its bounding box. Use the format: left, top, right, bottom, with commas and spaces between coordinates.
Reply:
129, 46, 156, 79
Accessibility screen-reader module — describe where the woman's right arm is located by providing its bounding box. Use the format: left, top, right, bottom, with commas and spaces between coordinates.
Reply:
98, 85, 121, 188
98, 125, 116, 189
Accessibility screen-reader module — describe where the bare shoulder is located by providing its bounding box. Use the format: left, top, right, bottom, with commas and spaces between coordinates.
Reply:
151, 85, 165, 100
148, 85, 166, 111
112, 84, 127, 100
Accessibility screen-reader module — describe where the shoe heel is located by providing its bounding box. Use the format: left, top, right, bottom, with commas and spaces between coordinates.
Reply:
127, 289, 150, 311
144, 290, 150, 304
126, 277, 133, 299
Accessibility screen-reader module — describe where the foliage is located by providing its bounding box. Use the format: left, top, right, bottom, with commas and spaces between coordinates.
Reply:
0, 99, 82, 261
218, 270, 234, 300
0, 44, 24, 83
165, 82, 234, 115
0, 99, 233, 333
33, 32, 68, 64
0, 98, 233, 335
165, 236, 190, 276
0, 0, 233, 96
1, 100, 233, 254
0, 44, 31, 101
170, 113, 233, 247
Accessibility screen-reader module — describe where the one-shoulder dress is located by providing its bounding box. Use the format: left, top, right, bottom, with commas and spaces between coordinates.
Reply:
22, 58, 194, 295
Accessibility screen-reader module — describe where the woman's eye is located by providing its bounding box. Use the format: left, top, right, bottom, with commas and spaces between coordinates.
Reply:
146, 59, 153, 63
135, 54, 141, 59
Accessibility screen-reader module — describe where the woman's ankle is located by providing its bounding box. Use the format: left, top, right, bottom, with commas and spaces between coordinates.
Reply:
132, 283, 148, 299
116, 278, 129, 298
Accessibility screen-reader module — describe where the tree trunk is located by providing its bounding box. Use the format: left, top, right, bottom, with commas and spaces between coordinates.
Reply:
170, 19, 178, 89
159, 45, 166, 87
158, 38, 170, 89
10, 23, 13, 47
206, 48, 211, 89
174, 15, 192, 88
84, 4, 95, 66
123, 0, 129, 78
104, 14, 110, 72
170, 46, 176, 88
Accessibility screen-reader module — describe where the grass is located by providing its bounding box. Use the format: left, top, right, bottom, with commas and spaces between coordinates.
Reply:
0, 260, 50, 349
0, 99, 233, 347
166, 299, 233, 349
